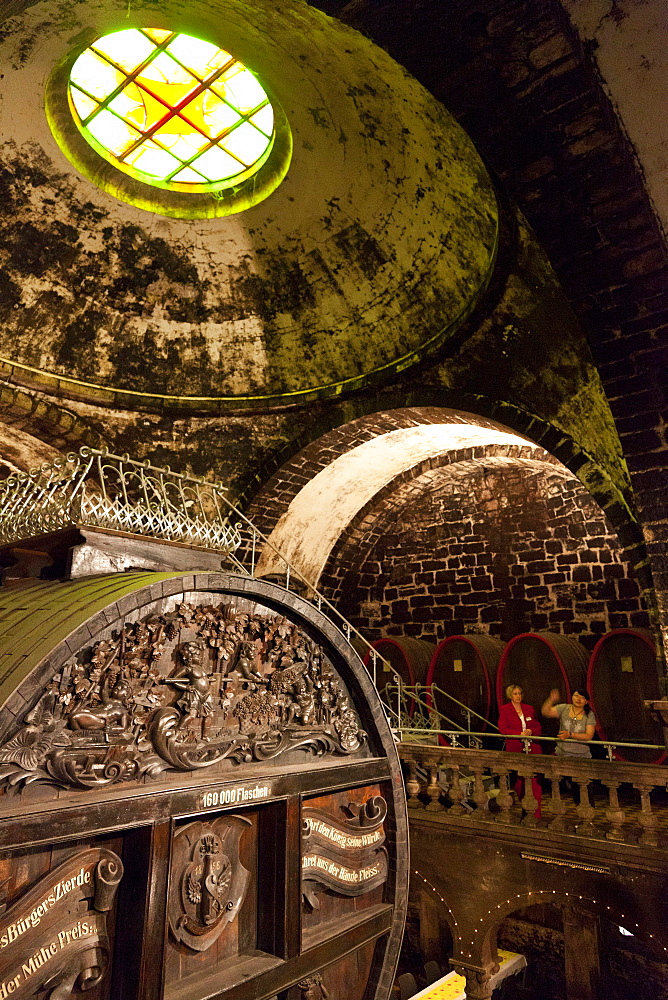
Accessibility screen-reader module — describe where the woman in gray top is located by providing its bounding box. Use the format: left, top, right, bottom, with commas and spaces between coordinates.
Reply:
542, 687, 596, 806
541, 688, 596, 756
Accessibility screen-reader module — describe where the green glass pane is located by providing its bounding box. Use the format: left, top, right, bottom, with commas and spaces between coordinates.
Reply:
124, 140, 182, 178
92, 28, 155, 74
220, 121, 268, 166
172, 165, 209, 183
141, 50, 198, 86
70, 49, 124, 102
156, 129, 210, 160
190, 91, 240, 137
219, 66, 267, 113
107, 85, 145, 125
86, 109, 141, 156
191, 144, 244, 181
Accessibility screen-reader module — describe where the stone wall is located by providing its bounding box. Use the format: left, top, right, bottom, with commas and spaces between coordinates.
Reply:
320, 461, 648, 647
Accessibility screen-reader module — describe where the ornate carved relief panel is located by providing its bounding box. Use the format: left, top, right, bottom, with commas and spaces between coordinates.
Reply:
0, 598, 366, 798
0, 575, 407, 1000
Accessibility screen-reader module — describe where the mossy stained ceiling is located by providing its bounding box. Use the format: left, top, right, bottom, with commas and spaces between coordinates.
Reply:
0, 0, 498, 408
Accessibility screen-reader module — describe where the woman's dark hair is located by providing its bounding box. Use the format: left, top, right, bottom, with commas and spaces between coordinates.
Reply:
572, 687, 590, 705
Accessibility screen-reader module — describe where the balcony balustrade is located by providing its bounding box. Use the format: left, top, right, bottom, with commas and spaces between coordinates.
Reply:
399, 736, 668, 848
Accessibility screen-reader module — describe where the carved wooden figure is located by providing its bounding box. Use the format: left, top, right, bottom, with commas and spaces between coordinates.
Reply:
0, 572, 408, 1000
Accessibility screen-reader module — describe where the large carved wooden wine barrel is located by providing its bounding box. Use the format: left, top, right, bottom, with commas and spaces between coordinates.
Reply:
587, 629, 666, 764
496, 632, 589, 739
363, 637, 435, 715
0, 572, 407, 1000
426, 635, 503, 731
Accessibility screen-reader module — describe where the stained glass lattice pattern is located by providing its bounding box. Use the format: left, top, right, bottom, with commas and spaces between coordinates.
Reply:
68, 28, 274, 187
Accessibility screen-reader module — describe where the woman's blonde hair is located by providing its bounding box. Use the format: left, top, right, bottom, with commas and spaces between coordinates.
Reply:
505, 684, 522, 700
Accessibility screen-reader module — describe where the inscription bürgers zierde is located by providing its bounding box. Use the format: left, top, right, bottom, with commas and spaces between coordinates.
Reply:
0, 866, 91, 949
0, 849, 123, 1000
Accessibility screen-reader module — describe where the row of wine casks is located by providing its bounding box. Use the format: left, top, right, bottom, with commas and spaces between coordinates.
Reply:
360, 630, 665, 764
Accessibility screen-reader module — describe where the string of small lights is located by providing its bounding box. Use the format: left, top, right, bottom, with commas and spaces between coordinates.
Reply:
413, 869, 460, 944
413, 874, 667, 960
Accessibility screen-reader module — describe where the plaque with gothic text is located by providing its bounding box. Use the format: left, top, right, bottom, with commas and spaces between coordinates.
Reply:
301, 796, 388, 910
0, 849, 122, 999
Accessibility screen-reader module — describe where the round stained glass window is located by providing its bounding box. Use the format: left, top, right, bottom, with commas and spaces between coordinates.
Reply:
67, 28, 275, 192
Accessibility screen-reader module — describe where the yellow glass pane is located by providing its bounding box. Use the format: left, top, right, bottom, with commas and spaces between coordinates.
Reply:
70, 49, 124, 101
123, 140, 182, 177
191, 144, 244, 181
167, 34, 231, 77
92, 29, 155, 74
70, 86, 99, 123
86, 109, 141, 156
142, 28, 173, 44
140, 50, 198, 86
220, 121, 268, 165
250, 104, 273, 137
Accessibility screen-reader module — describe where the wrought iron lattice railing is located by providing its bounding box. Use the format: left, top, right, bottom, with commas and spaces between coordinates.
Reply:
0, 448, 412, 716
0, 448, 243, 552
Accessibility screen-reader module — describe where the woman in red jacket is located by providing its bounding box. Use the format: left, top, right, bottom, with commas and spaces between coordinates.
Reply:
498, 684, 542, 818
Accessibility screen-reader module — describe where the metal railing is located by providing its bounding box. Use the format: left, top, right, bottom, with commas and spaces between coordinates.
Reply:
385, 683, 500, 742
400, 729, 665, 760
0, 448, 242, 552
0, 448, 412, 709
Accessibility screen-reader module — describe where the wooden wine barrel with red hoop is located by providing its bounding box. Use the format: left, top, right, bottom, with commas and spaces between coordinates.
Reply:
363, 637, 436, 714
0, 571, 408, 1000
496, 632, 589, 739
426, 634, 503, 731
587, 628, 665, 764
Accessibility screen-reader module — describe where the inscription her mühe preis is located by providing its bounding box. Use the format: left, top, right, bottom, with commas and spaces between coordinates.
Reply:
0, 848, 123, 999
301, 797, 388, 910
0, 602, 366, 793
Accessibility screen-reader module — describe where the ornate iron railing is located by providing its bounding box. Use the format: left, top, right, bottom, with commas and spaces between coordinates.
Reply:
0, 448, 409, 709
0, 448, 242, 552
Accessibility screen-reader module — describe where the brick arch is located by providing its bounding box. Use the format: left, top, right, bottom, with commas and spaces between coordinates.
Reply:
242, 393, 640, 546
321, 449, 564, 598
246, 400, 648, 600
255, 421, 558, 585
319, 451, 649, 643
0, 382, 105, 466
469, 888, 668, 973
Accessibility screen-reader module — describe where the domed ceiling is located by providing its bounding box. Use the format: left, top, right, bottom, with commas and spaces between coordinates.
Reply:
0, 0, 498, 410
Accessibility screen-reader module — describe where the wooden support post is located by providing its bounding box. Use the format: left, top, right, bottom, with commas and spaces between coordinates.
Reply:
563, 905, 602, 1000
